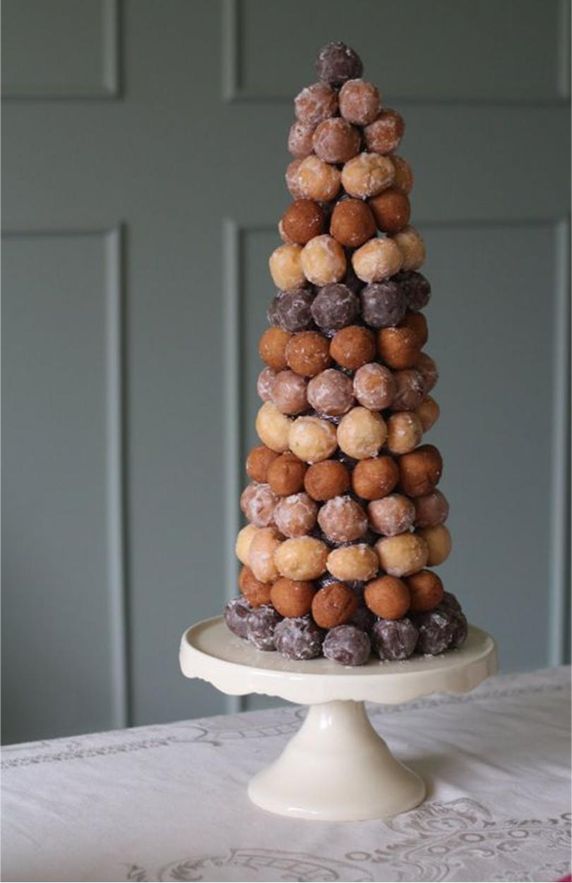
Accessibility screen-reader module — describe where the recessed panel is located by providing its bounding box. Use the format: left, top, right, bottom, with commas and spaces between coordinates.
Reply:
229, 0, 567, 102
2, 230, 123, 742
2, 0, 118, 98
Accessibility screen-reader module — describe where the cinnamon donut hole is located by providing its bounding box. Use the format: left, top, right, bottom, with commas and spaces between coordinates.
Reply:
416, 396, 440, 432
246, 445, 279, 483
267, 452, 307, 496
386, 411, 424, 455
377, 325, 422, 369
369, 188, 411, 235
364, 575, 410, 619
281, 199, 326, 245
327, 544, 379, 582
402, 311, 429, 348
259, 327, 291, 371
406, 569, 444, 612
399, 444, 443, 497
414, 490, 449, 529
312, 117, 361, 164
304, 460, 350, 501
364, 108, 405, 154
330, 199, 376, 249
239, 566, 272, 607
351, 456, 399, 501
274, 536, 329, 581
417, 525, 452, 566
270, 577, 316, 618
390, 155, 414, 194
295, 155, 342, 202
376, 532, 429, 578
330, 326, 376, 371
368, 494, 415, 537
269, 243, 305, 290
286, 331, 332, 377
312, 582, 359, 628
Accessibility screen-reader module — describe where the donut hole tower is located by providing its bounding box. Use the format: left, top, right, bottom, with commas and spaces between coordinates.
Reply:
225, 41, 467, 666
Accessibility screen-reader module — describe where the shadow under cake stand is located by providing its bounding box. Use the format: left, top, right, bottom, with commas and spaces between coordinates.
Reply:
179, 617, 497, 821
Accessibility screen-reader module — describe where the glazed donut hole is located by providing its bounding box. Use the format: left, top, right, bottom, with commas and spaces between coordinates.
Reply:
376, 532, 429, 577
286, 331, 332, 377
304, 459, 350, 501
312, 582, 359, 628
235, 523, 259, 566
393, 226, 426, 272
414, 490, 449, 529
294, 81, 338, 126
274, 492, 318, 538
257, 367, 276, 402
386, 411, 424, 455
274, 536, 329, 580
360, 280, 407, 329
267, 452, 307, 496
368, 493, 415, 537
352, 237, 403, 283
240, 482, 278, 527
390, 155, 414, 194
259, 327, 291, 371
269, 243, 306, 290
301, 234, 347, 286
271, 369, 308, 415
286, 159, 305, 199
288, 120, 315, 158
399, 444, 443, 497
377, 325, 422, 369
256, 402, 292, 453
312, 117, 361, 164
330, 325, 376, 370
248, 526, 283, 582
364, 108, 405, 154
272, 289, 315, 334
327, 543, 379, 582
288, 415, 338, 463
406, 569, 444, 612
330, 199, 376, 249
337, 406, 387, 460
390, 369, 426, 411
364, 575, 410, 619
351, 455, 399, 501
239, 566, 272, 607
369, 188, 411, 235
311, 283, 359, 333
316, 41, 363, 87
270, 577, 316, 618
295, 155, 342, 202
339, 79, 381, 126
353, 362, 396, 410
246, 444, 279, 483
415, 352, 439, 393
281, 199, 326, 245
416, 396, 440, 432
341, 152, 395, 199
307, 368, 355, 417
417, 524, 452, 566
318, 495, 368, 543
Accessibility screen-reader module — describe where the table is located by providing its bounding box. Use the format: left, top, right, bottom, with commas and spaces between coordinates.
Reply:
2, 666, 570, 882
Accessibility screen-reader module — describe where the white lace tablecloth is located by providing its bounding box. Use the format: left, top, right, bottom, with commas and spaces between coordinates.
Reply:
2, 667, 570, 883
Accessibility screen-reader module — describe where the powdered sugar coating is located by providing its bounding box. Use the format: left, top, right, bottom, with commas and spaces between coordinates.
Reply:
274, 492, 318, 538
307, 368, 355, 417
323, 624, 371, 666
318, 495, 368, 543
274, 615, 324, 660
240, 482, 278, 527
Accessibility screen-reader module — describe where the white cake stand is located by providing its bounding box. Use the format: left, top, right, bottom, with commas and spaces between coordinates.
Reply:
179, 617, 497, 821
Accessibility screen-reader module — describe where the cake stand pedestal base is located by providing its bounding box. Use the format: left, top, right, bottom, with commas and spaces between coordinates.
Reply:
180, 617, 496, 821
248, 699, 425, 820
